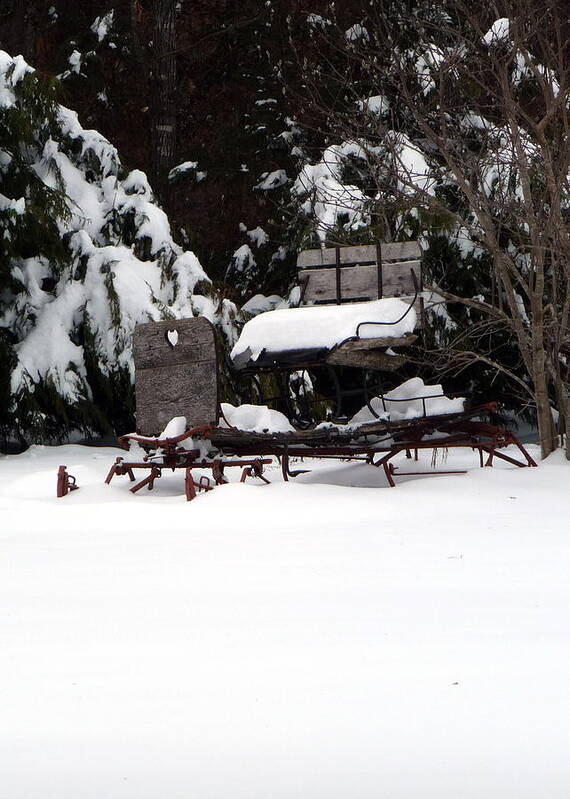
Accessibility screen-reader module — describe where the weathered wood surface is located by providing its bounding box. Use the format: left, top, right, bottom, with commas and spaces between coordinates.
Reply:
134, 317, 218, 436
324, 333, 416, 370
233, 333, 417, 372
299, 261, 421, 303
329, 334, 417, 351
325, 349, 408, 370
297, 241, 421, 268
210, 422, 389, 448
210, 407, 473, 451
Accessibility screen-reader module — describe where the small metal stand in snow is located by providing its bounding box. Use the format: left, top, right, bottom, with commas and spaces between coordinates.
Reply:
57, 465, 79, 498
105, 449, 272, 502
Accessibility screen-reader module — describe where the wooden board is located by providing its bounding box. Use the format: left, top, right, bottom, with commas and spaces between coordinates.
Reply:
299, 260, 421, 304
329, 334, 417, 351
297, 241, 421, 268
325, 349, 408, 370
325, 334, 416, 370
133, 317, 218, 436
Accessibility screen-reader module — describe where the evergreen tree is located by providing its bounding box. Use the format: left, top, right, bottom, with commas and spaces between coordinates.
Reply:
0, 50, 236, 448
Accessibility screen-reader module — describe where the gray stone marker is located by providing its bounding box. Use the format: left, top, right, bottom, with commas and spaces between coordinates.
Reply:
133, 317, 218, 436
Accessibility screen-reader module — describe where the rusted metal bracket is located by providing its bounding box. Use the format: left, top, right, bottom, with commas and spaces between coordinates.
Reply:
386, 462, 467, 484
56, 465, 79, 498
280, 448, 311, 482
240, 458, 271, 484
130, 465, 162, 493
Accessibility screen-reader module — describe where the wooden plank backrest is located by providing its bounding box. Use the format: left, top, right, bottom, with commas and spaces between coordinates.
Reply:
297, 241, 421, 268
133, 317, 218, 436
297, 242, 422, 306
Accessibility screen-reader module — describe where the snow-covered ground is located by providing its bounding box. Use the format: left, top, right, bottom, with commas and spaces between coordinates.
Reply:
1, 443, 569, 798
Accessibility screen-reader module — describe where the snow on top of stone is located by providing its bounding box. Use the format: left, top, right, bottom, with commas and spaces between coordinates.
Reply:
231, 299, 416, 362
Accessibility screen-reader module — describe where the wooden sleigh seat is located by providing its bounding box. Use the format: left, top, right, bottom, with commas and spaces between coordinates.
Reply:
233, 241, 423, 374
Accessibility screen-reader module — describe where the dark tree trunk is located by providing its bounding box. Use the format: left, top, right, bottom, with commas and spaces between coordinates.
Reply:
150, 0, 178, 206
1, 0, 33, 60
129, 0, 146, 67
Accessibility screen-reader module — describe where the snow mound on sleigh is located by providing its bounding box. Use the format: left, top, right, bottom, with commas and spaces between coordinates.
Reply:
231, 298, 416, 366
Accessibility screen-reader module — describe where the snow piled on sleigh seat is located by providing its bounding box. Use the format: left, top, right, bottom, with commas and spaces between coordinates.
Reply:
350, 377, 465, 424
230, 298, 416, 362
219, 403, 295, 434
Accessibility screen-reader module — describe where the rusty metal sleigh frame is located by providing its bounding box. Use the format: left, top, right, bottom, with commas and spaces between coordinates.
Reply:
101, 401, 537, 501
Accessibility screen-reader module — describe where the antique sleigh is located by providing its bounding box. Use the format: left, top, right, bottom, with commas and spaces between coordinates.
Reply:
98, 241, 536, 500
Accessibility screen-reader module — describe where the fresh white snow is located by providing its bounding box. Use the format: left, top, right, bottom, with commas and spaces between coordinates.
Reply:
220, 403, 295, 433
168, 160, 198, 181
231, 298, 416, 361
255, 170, 289, 191
483, 18, 511, 47
1, 442, 569, 798
350, 377, 465, 424
292, 141, 370, 242
345, 23, 369, 43
158, 415, 187, 439
356, 94, 390, 116
91, 10, 115, 43
241, 293, 287, 316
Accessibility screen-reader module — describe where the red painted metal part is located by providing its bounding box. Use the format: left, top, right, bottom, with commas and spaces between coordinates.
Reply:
388, 464, 467, 478
117, 426, 214, 452
106, 452, 272, 501
240, 459, 271, 485
56, 465, 79, 498
367, 423, 536, 486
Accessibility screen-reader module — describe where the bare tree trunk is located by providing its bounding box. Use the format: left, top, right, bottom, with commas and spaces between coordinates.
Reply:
533, 357, 557, 459
549, 362, 570, 459
150, 0, 177, 206
565, 399, 570, 460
